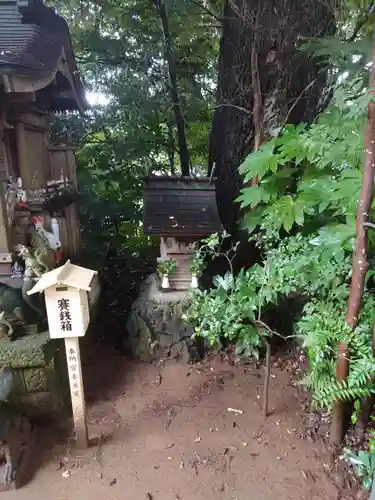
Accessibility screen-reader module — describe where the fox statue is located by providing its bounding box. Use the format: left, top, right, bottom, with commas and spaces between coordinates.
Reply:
32, 216, 61, 251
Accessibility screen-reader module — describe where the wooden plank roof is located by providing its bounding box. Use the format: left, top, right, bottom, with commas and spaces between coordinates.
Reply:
0, 0, 87, 113
143, 176, 223, 237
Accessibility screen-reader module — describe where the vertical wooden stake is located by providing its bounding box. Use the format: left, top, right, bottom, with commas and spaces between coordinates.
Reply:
64, 337, 88, 449
263, 342, 271, 417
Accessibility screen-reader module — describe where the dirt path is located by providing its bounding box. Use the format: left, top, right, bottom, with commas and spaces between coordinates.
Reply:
11, 351, 337, 500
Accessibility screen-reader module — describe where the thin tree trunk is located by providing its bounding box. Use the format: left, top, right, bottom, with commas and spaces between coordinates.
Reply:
330, 343, 350, 446
155, 0, 190, 176
330, 28, 375, 445
167, 121, 175, 174
263, 341, 271, 417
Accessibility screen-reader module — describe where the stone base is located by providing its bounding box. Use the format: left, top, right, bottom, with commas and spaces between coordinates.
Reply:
0, 332, 69, 420
0, 414, 35, 491
126, 274, 203, 362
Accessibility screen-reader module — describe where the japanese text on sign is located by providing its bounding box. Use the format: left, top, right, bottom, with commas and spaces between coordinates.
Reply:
58, 298, 72, 332
68, 348, 80, 398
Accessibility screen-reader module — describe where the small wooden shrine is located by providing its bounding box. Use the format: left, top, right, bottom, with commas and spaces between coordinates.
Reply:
0, 0, 87, 278
126, 176, 221, 362
143, 176, 222, 290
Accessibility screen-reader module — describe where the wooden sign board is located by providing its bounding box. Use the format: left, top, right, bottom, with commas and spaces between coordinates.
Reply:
27, 261, 98, 448
45, 286, 89, 339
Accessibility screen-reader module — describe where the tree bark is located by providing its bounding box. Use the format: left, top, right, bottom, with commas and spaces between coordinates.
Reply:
155, 0, 190, 176
167, 120, 175, 174
250, 42, 262, 186
208, 0, 335, 233
330, 27, 375, 446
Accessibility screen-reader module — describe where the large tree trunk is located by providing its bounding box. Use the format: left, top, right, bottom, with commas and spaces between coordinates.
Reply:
209, 0, 335, 233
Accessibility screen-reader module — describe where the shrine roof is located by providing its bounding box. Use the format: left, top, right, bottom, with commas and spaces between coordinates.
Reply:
0, 0, 87, 113
27, 260, 98, 295
143, 176, 223, 237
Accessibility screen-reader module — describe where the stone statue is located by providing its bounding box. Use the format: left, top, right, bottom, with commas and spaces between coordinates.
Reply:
32, 216, 61, 250
21, 268, 45, 321
17, 246, 52, 279
0, 312, 14, 338
0, 279, 45, 339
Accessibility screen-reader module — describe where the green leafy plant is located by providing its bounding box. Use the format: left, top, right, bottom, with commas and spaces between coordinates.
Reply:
186, 224, 375, 410
343, 448, 375, 490
157, 259, 177, 277
297, 297, 375, 409
236, 77, 372, 240
189, 256, 205, 276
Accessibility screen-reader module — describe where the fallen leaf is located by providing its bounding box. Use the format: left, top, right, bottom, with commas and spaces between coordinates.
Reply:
179, 461, 184, 469
109, 478, 117, 486
194, 436, 202, 443
62, 470, 71, 478
164, 443, 175, 449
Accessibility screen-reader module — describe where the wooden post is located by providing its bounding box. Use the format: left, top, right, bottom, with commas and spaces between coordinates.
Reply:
64, 336, 88, 449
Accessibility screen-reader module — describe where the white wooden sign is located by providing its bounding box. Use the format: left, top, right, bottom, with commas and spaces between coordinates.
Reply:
65, 336, 88, 448
28, 260, 98, 448
44, 287, 89, 339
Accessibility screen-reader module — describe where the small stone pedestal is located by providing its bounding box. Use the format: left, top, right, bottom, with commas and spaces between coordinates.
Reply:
0, 332, 68, 419
126, 274, 198, 362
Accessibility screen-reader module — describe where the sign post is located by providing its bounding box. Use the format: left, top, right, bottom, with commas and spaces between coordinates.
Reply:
27, 260, 98, 449
65, 336, 88, 448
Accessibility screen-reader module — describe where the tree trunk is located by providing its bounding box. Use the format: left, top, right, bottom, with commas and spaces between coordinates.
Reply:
155, 0, 190, 176
208, 0, 335, 233
330, 29, 375, 445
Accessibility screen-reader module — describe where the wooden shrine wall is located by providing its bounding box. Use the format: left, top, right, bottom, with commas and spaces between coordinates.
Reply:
15, 112, 50, 189
48, 146, 81, 257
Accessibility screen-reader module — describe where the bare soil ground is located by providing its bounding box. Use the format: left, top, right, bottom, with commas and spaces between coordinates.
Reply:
9, 346, 340, 500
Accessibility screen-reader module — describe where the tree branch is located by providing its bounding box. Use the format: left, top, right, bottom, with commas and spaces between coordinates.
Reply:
277, 79, 317, 137
187, 0, 222, 23
215, 103, 253, 114
346, 2, 375, 43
